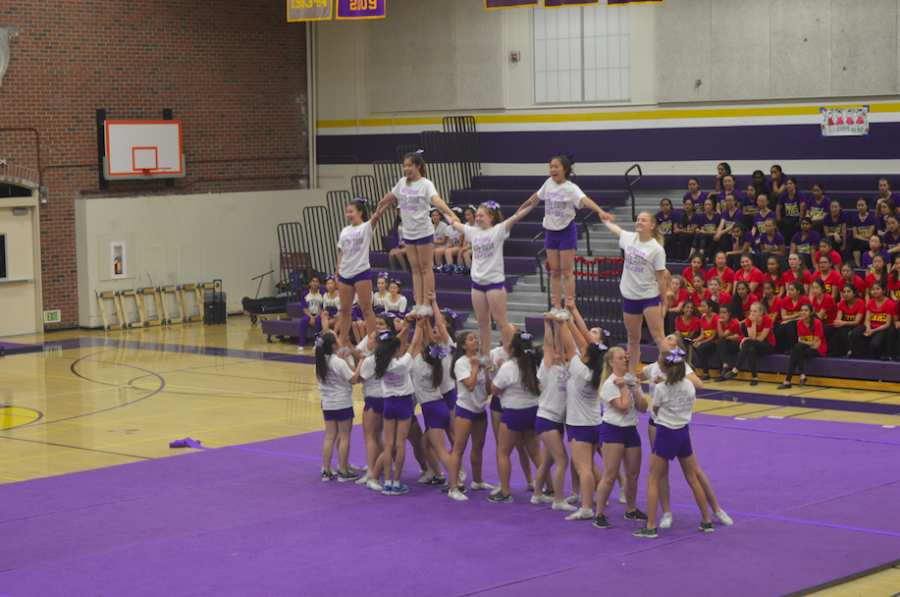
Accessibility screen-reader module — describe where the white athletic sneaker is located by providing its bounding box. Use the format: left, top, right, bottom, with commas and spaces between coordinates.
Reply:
478, 356, 491, 368
526, 481, 536, 492
565, 492, 580, 504
618, 492, 627, 504
556, 309, 570, 321
659, 512, 673, 529
447, 488, 469, 501
338, 346, 349, 356
458, 470, 467, 483
531, 494, 554, 504
355, 472, 370, 485
418, 472, 434, 484
419, 305, 433, 317
623, 373, 638, 387
490, 486, 504, 496
366, 478, 384, 491
565, 508, 595, 521
549, 308, 561, 316
713, 510, 734, 526
551, 501, 578, 512
470, 481, 495, 491
347, 462, 365, 472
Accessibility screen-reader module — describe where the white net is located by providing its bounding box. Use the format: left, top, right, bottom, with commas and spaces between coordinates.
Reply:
0, 28, 9, 87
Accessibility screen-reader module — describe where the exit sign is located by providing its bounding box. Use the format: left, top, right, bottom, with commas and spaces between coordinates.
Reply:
43, 310, 61, 324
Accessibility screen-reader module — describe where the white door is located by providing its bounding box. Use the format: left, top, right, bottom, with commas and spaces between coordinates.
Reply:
0, 204, 38, 336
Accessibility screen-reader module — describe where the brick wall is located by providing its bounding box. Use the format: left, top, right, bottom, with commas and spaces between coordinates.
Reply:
0, 1, 309, 329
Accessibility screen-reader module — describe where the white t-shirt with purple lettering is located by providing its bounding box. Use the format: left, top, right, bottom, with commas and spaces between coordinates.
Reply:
652, 379, 696, 429
536, 178, 585, 231
464, 223, 509, 286
391, 177, 439, 241
336, 221, 375, 278
618, 230, 667, 301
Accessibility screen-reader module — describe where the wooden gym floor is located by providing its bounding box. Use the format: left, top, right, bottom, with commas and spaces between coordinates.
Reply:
0, 315, 898, 596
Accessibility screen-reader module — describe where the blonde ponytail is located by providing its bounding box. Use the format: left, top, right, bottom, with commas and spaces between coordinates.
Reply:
640, 211, 665, 247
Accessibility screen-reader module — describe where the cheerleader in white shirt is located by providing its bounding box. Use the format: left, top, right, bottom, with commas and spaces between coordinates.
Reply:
320, 276, 341, 333
520, 155, 614, 315
377, 152, 459, 316
315, 331, 360, 483
634, 350, 715, 538
431, 209, 453, 266
592, 347, 649, 530
442, 207, 468, 267
371, 273, 391, 314
383, 279, 408, 317
335, 198, 389, 350
603, 213, 670, 379
359, 316, 416, 495
449, 199, 537, 362
487, 331, 546, 503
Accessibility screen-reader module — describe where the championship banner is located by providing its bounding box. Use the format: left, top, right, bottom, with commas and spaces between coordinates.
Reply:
544, 0, 599, 6
336, 0, 385, 19
821, 106, 869, 137
607, 0, 664, 5
287, 0, 333, 22
485, 0, 539, 9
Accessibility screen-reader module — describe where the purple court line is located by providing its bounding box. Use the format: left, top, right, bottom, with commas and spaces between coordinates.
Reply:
726, 510, 900, 538
635, 415, 900, 447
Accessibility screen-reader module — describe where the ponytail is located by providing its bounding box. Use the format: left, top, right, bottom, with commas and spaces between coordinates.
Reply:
509, 332, 540, 396
374, 332, 401, 379
450, 331, 475, 381
600, 347, 625, 388
660, 351, 687, 386
583, 342, 607, 389
314, 332, 339, 384
424, 343, 446, 389
640, 211, 665, 247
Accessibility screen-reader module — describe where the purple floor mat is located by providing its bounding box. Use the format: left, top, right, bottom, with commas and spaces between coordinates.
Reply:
0, 414, 898, 597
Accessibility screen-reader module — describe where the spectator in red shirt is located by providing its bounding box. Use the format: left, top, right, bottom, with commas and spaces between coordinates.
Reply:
832, 283, 866, 357
718, 301, 776, 386
675, 300, 700, 340
813, 237, 842, 269
812, 254, 842, 302
694, 298, 721, 380
776, 281, 812, 351
840, 262, 866, 297
714, 303, 744, 377
734, 254, 765, 295
760, 280, 782, 325
690, 273, 711, 307
732, 280, 759, 320
705, 251, 734, 294
777, 304, 826, 389
849, 281, 896, 360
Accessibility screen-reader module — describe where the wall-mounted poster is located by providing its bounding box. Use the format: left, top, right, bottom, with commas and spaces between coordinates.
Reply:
821, 106, 869, 137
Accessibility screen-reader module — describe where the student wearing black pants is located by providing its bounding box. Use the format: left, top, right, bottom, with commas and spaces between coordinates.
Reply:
848, 281, 895, 360
778, 304, 825, 389
714, 304, 742, 377
717, 302, 775, 386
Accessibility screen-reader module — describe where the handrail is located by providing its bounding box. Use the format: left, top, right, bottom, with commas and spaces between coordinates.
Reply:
625, 164, 643, 222
531, 230, 547, 293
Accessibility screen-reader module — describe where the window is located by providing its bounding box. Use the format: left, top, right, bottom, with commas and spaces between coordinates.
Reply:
533, 5, 630, 104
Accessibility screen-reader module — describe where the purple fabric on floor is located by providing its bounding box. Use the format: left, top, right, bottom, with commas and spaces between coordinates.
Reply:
0, 414, 897, 597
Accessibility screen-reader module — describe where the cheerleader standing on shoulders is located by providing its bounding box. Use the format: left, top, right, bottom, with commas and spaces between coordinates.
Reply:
450, 199, 537, 363
518, 155, 614, 316
315, 331, 360, 483
378, 152, 459, 316
592, 347, 649, 530
634, 350, 717, 538
602, 212, 670, 380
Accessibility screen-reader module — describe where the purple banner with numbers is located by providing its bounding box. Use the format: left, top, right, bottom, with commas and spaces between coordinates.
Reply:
544, 0, 599, 6
287, 0, 332, 22
336, 0, 385, 19
607, 0, 663, 5
485, 0, 538, 9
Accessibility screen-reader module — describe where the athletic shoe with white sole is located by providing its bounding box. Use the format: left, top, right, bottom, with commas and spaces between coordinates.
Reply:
424, 476, 448, 487
321, 468, 334, 482
659, 512, 673, 529
391, 483, 410, 495
337, 470, 359, 482
530, 494, 554, 504
618, 492, 627, 504
478, 356, 491, 368
623, 373, 638, 387
366, 479, 384, 492
713, 510, 734, 525
470, 481, 495, 491
419, 305, 433, 317
551, 501, 578, 512
347, 462, 365, 472
447, 489, 468, 501
526, 481, 536, 492
699, 521, 715, 533
565, 492, 580, 504
418, 472, 434, 484
591, 513, 612, 529
381, 483, 394, 495
490, 486, 503, 496
633, 526, 658, 538
487, 492, 514, 503
566, 508, 595, 521
355, 472, 370, 485
458, 470, 467, 483
624, 509, 648, 522
556, 309, 570, 321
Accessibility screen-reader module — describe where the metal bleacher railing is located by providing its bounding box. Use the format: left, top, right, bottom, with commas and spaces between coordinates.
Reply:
544, 256, 626, 347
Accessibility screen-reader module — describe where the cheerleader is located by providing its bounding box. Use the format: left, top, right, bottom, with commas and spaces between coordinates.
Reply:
778, 304, 827, 388
383, 279, 408, 316
442, 208, 468, 267
430, 209, 452, 266
592, 347, 649, 530
529, 313, 578, 512
315, 331, 360, 482
389, 212, 409, 272
298, 275, 324, 350
633, 350, 716, 538
637, 335, 731, 531
360, 317, 415, 495
602, 212, 669, 379
378, 152, 459, 316
449, 199, 537, 361
372, 274, 390, 314
445, 330, 495, 501
458, 206, 477, 267
833, 284, 866, 358
488, 332, 545, 503
849, 281, 895, 360
319, 276, 341, 332
335, 198, 389, 350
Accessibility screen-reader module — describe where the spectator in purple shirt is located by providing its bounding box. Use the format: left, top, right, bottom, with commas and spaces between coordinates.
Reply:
713, 193, 744, 255
766, 165, 787, 198
683, 177, 708, 207
876, 198, 899, 236
715, 175, 743, 213
806, 183, 830, 235
753, 194, 777, 237
822, 198, 849, 254
874, 177, 900, 211
850, 197, 877, 267
743, 184, 760, 230
777, 177, 807, 241
714, 162, 733, 196
726, 223, 755, 270
656, 198, 680, 261
692, 197, 722, 263
675, 196, 700, 261
791, 217, 820, 268
754, 218, 786, 269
